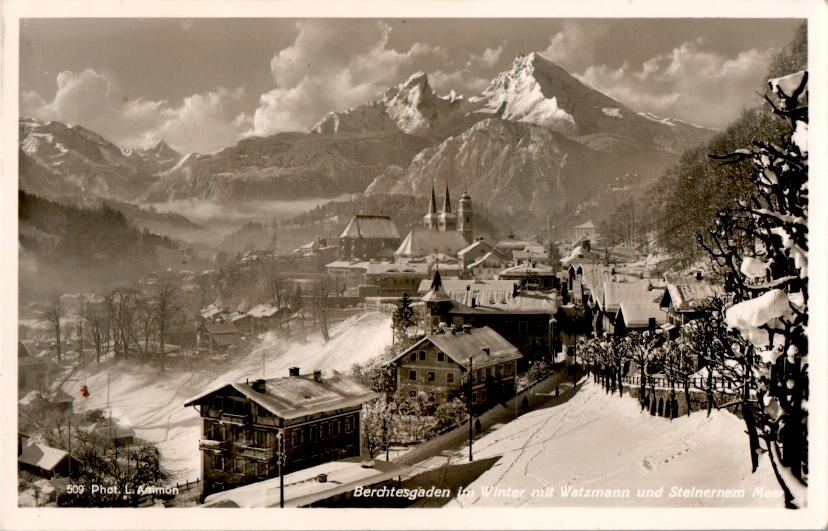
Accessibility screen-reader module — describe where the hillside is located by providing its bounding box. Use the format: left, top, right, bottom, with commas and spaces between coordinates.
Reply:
18, 191, 184, 299
142, 131, 429, 203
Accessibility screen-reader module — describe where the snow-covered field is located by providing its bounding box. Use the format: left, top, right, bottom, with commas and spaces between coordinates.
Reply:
445, 381, 783, 508
59, 311, 392, 482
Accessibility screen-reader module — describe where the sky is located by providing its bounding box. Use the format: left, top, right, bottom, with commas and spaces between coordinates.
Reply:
20, 18, 803, 154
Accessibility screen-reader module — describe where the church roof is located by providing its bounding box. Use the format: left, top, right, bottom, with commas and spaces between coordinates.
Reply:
441, 185, 453, 214
427, 186, 438, 215
339, 215, 400, 240
394, 228, 468, 258
421, 270, 452, 302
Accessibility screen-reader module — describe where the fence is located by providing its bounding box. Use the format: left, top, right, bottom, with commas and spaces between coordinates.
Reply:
621, 375, 738, 392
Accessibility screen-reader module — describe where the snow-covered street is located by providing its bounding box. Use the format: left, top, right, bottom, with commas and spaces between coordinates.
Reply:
405, 379, 783, 508
59, 311, 392, 482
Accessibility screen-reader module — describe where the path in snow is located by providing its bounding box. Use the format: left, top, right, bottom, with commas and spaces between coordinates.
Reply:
401, 379, 782, 508
60, 311, 392, 482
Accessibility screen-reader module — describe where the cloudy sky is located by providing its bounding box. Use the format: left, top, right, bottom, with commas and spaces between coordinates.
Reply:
20, 18, 802, 154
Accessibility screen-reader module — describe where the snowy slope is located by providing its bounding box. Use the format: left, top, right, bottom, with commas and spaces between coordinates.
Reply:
60, 311, 392, 481
448, 381, 782, 508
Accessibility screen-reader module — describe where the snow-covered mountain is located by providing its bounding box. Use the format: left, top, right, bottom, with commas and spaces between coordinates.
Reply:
19, 118, 180, 201
312, 71, 477, 139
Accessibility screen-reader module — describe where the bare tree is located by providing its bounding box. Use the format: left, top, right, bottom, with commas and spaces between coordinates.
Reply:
622, 331, 662, 409
46, 293, 63, 363
154, 282, 180, 373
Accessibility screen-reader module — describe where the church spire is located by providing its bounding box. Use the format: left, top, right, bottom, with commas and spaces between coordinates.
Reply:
423, 184, 438, 229
428, 185, 437, 215
442, 184, 452, 214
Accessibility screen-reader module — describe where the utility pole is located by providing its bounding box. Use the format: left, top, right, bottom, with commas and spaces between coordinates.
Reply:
276, 430, 285, 508
468, 356, 474, 462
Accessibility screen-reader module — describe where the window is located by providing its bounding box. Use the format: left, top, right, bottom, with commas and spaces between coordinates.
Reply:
321, 422, 330, 439
345, 415, 355, 433
333, 419, 341, 436
214, 455, 225, 471
235, 458, 245, 474
256, 461, 267, 477
409, 369, 417, 381
427, 371, 435, 382
419, 350, 426, 361
437, 352, 444, 362
485, 367, 491, 378
310, 426, 318, 442
409, 352, 416, 361
504, 363, 513, 375
446, 373, 454, 384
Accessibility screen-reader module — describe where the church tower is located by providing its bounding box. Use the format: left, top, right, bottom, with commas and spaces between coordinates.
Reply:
458, 190, 473, 242
437, 184, 457, 232
423, 185, 438, 229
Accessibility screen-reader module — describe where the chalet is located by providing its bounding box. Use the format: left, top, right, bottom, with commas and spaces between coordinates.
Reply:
198, 320, 241, 353
246, 304, 290, 334
419, 273, 556, 362
613, 302, 667, 335
183, 368, 377, 497
384, 325, 522, 409
458, 240, 503, 268
592, 279, 661, 335
18, 440, 80, 479
497, 262, 559, 291
338, 215, 400, 260
659, 275, 723, 326
200, 303, 225, 321
466, 252, 510, 280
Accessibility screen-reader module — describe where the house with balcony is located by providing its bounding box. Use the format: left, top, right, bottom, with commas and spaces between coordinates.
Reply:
384, 325, 522, 410
184, 368, 377, 498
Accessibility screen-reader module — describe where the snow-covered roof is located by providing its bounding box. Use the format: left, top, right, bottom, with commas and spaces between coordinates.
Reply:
203, 457, 410, 508
661, 280, 723, 312
616, 302, 667, 329
467, 252, 509, 269
247, 304, 279, 319
601, 280, 659, 313
574, 221, 596, 230
184, 369, 377, 421
365, 261, 430, 275
394, 228, 469, 258
420, 271, 452, 303
458, 239, 499, 258
497, 262, 556, 277
339, 215, 400, 240
325, 260, 371, 271
18, 441, 71, 471
387, 326, 522, 369
200, 303, 224, 320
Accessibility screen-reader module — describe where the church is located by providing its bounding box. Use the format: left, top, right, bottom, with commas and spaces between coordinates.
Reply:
394, 185, 473, 261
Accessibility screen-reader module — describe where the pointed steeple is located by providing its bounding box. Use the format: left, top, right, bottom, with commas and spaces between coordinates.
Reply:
421, 269, 451, 302
423, 184, 438, 229
428, 185, 437, 215
442, 184, 452, 214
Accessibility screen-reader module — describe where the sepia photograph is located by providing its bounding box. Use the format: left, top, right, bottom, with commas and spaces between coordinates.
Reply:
3, 1, 826, 529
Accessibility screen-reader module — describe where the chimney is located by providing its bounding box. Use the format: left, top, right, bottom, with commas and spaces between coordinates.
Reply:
289, 367, 300, 377
313, 370, 323, 382
252, 379, 267, 393
462, 324, 472, 334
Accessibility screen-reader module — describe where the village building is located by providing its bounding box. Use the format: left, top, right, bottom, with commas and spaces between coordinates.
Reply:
394, 186, 471, 261
418, 272, 556, 362
497, 262, 560, 291
591, 278, 662, 336
18, 439, 80, 480
184, 368, 376, 498
198, 320, 241, 353
659, 274, 724, 327
384, 325, 522, 408
358, 261, 430, 299
613, 302, 668, 335
338, 215, 400, 261
246, 303, 291, 334
465, 252, 511, 280
573, 220, 598, 242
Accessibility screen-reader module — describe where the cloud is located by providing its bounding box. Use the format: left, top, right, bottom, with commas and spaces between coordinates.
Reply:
575, 39, 775, 127
541, 22, 608, 72
429, 45, 504, 96
22, 68, 250, 153
250, 20, 446, 136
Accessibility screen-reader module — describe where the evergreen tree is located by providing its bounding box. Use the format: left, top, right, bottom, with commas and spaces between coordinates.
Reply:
391, 292, 417, 346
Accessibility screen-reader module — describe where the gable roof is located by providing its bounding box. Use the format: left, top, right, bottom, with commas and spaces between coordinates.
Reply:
394, 228, 468, 258
247, 304, 279, 319
468, 252, 509, 269
339, 215, 400, 240
574, 221, 596, 230
387, 326, 522, 369
19, 441, 72, 471
616, 302, 667, 329
662, 281, 723, 312
497, 262, 556, 277
601, 280, 660, 313
184, 369, 377, 420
